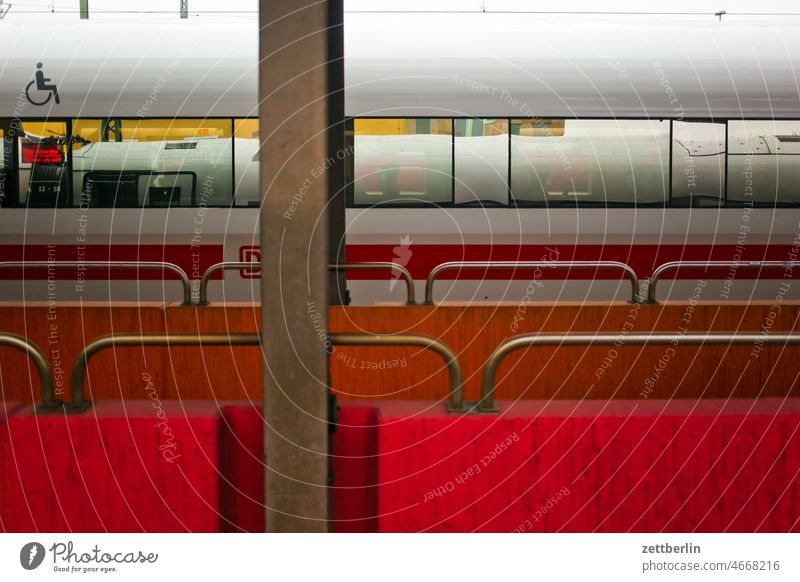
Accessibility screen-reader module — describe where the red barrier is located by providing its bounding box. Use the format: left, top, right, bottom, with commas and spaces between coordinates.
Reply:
1, 401, 221, 532
375, 399, 800, 532
219, 404, 378, 533
5, 398, 799, 532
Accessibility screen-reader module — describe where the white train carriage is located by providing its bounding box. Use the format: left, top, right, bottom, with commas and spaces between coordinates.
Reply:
1, 13, 800, 304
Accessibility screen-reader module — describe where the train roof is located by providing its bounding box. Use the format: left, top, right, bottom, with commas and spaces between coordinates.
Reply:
0, 14, 799, 119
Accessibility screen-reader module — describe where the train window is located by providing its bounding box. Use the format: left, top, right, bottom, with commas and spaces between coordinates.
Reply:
352, 118, 453, 206
510, 119, 669, 206
671, 121, 726, 207
454, 118, 509, 206
233, 118, 260, 206
17, 121, 68, 207
71, 118, 233, 207
727, 120, 800, 206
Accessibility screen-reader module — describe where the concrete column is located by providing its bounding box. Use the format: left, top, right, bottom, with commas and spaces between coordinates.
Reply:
259, 0, 344, 532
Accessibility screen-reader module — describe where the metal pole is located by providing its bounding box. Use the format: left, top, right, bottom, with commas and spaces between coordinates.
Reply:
79, 0, 88, 19
260, 0, 339, 531
327, 0, 348, 306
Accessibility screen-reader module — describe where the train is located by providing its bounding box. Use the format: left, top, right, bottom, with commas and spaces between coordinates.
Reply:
1, 13, 800, 304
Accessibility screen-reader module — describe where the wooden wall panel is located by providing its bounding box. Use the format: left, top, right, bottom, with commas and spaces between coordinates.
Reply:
162, 303, 260, 401
0, 302, 169, 405
328, 303, 800, 402
1, 301, 799, 405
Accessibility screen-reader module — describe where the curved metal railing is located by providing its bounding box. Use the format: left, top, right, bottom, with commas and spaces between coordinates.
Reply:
331, 332, 463, 411
328, 263, 416, 305
424, 261, 641, 305
198, 261, 416, 305
0, 333, 59, 411
0, 261, 193, 305
70, 331, 463, 412
69, 333, 260, 411
197, 262, 258, 306
479, 332, 800, 413
647, 260, 800, 303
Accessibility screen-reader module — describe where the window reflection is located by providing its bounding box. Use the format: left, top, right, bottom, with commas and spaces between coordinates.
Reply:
671, 121, 725, 207
71, 118, 233, 207
454, 118, 508, 206
18, 121, 68, 207
353, 118, 452, 206
728, 120, 800, 206
234, 118, 260, 206
511, 119, 669, 206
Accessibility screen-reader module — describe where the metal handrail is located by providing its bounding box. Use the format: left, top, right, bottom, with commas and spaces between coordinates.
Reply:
479, 332, 800, 413
0, 333, 60, 411
197, 262, 257, 306
331, 332, 463, 412
70, 333, 261, 411
70, 331, 463, 412
328, 263, 416, 305
424, 261, 641, 305
647, 261, 800, 303
198, 261, 416, 305
0, 261, 193, 306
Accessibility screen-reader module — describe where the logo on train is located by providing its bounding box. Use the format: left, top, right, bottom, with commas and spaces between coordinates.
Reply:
20, 542, 46, 570
26, 63, 61, 107
238, 246, 262, 278
390, 234, 413, 291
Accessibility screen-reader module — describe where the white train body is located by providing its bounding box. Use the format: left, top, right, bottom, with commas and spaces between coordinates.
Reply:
1, 14, 800, 304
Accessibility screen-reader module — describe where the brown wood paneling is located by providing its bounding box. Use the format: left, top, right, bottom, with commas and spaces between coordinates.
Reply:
328, 302, 800, 402
162, 303, 261, 401
2, 301, 799, 405
0, 302, 169, 405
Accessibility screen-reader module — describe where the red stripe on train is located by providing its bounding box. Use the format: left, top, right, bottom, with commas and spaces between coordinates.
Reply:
0, 245, 224, 280
345, 244, 800, 280
0, 243, 797, 281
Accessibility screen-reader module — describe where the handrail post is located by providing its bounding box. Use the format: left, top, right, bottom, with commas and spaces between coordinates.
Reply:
0, 333, 60, 411
0, 261, 193, 306
647, 260, 800, 303
479, 332, 800, 413
424, 261, 640, 305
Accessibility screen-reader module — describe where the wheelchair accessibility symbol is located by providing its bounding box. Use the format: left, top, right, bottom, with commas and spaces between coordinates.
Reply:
26, 63, 60, 106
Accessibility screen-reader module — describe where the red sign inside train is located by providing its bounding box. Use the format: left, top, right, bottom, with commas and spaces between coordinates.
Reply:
21, 143, 62, 164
